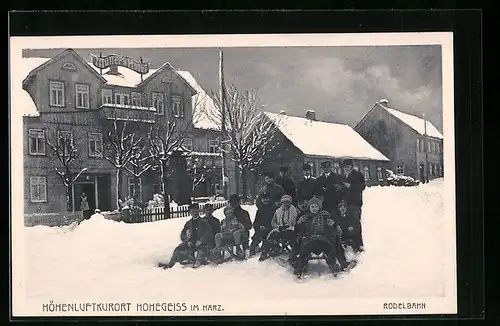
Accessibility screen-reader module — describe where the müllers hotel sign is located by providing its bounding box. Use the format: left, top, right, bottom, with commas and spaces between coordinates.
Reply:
91, 54, 150, 74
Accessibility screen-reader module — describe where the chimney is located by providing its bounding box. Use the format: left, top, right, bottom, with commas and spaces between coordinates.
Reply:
379, 99, 389, 106
305, 109, 316, 121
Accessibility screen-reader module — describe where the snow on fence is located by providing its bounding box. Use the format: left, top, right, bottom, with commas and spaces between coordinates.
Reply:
24, 211, 84, 227
125, 201, 228, 224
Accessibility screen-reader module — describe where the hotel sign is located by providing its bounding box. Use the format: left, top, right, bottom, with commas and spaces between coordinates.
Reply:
91, 54, 150, 74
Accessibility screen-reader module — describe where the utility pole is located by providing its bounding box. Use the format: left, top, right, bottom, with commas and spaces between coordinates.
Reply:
219, 48, 228, 199
423, 112, 429, 183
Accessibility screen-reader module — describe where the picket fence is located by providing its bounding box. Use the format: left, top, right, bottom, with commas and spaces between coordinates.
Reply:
124, 201, 228, 223
24, 201, 229, 227
24, 211, 84, 227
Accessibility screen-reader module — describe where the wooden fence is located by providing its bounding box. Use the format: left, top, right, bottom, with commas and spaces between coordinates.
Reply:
124, 201, 228, 224
24, 211, 84, 227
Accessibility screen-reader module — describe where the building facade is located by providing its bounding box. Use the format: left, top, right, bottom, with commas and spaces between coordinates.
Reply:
354, 100, 444, 182
22, 49, 224, 214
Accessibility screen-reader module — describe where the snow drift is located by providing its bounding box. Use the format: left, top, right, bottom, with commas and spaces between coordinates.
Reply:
24, 179, 446, 303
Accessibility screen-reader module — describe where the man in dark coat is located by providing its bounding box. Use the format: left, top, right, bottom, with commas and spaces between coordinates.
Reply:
275, 166, 297, 205
249, 192, 274, 256
256, 171, 286, 210
314, 161, 344, 214
203, 203, 221, 236
160, 203, 213, 269
296, 163, 316, 203
340, 158, 366, 251
229, 194, 252, 251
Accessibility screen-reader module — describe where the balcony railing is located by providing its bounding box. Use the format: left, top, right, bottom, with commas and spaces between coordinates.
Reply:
100, 103, 158, 124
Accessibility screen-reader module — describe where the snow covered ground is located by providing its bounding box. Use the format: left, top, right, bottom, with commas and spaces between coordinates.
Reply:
22, 179, 449, 313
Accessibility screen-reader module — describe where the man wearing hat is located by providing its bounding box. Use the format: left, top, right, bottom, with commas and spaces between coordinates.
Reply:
314, 160, 344, 214
296, 163, 316, 203
341, 158, 366, 251
256, 171, 285, 210
275, 166, 297, 206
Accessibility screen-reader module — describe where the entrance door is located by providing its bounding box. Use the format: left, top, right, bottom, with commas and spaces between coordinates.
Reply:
97, 175, 112, 211
419, 164, 425, 183
74, 183, 96, 212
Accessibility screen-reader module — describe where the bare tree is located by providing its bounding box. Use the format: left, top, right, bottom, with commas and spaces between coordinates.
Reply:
208, 84, 284, 198
99, 109, 152, 211
124, 142, 153, 206
44, 122, 88, 212
147, 90, 201, 218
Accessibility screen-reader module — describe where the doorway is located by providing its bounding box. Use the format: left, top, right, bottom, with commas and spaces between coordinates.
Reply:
74, 182, 96, 212
419, 164, 425, 183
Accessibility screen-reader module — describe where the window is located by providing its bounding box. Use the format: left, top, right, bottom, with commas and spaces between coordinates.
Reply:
58, 131, 73, 156
75, 84, 90, 109
115, 93, 130, 106
427, 140, 431, 153
128, 177, 142, 201
172, 95, 184, 117
208, 139, 219, 153
152, 92, 164, 115
28, 129, 46, 155
418, 138, 424, 152
101, 89, 112, 104
363, 166, 371, 180
182, 138, 193, 151
333, 162, 342, 175
377, 167, 383, 180
49, 81, 65, 107
30, 176, 47, 203
88, 133, 103, 157
396, 164, 404, 175
131, 92, 142, 107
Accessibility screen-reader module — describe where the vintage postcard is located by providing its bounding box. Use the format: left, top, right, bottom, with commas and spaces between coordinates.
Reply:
10, 33, 456, 317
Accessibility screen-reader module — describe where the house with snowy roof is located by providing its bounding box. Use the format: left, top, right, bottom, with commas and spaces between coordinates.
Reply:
263, 110, 391, 187
18, 48, 226, 214
354, 99, 444, 182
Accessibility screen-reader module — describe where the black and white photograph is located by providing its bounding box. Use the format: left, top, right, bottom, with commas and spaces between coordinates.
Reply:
10, 33, 456, 316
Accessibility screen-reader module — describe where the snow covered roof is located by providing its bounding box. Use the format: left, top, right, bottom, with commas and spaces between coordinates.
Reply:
266, 112, 390, 162
383, 107, 443, 140
176, 70, 220, 131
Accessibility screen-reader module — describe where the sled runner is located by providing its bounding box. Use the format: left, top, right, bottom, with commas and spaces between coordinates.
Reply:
258, 239, 293, 261
211, 245, 246, 265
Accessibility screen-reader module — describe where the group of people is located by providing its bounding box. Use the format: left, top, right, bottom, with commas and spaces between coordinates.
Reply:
161, 158, 366, 276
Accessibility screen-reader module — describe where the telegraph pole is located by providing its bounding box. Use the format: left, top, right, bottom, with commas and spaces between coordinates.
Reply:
219, 48, 228, 199
423, 112, 429, 183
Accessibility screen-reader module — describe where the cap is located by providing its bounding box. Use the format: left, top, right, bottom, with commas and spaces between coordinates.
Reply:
229, 194, 240, 203
263, 171, 274, 178
342, 158, 354, 166
302, 163, 312, 171
320, 161, 332, 168
307, 197, 323, 209
280, 194, 292, 203
204, 203, 214, 210
188, 203, 200, 210
223, 206, 235, 215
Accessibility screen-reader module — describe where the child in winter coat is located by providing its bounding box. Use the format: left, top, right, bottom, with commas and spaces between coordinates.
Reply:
250, 192, 275, 256
213, 206, 246, 261
294, 197, 348, 275
332, 200, 364, 253
259, 194, 299, 261
161, 203, 214, 269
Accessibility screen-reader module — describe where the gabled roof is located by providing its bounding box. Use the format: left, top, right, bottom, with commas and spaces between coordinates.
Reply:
136, 62, 197, 95
384, 107, 443, 139
266, 112, 390, 162
355, 102, 443, 140
22, 48, 107, 86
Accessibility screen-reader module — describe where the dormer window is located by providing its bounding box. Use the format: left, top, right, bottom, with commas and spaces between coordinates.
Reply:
62, 62, 77, 71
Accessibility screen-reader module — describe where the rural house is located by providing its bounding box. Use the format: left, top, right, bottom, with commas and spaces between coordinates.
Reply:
354, 99, 444, 182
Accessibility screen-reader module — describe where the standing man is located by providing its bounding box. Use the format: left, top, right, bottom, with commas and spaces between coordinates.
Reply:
256, 171, 286, 210
275, 166, 297, 206
296, 163, 316, 203
314, 161, 344, 215
341, 159, 366, 251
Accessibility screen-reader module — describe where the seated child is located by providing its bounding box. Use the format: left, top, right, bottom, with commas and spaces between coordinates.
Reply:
294, 197, 348, 275
333, 200, 363, 253
249, 192, 274, 256
259, 194, 299, 261
161, 203, 214, 269
213, 206, 246, 262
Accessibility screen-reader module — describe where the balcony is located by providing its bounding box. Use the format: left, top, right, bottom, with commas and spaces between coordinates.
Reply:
99, 103, 158, 124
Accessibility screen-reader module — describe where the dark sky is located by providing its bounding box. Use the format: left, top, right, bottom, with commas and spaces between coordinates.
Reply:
24, 46, 443, 131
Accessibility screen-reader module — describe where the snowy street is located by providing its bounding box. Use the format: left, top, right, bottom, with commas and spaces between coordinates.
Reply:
23, 179, 447, 305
